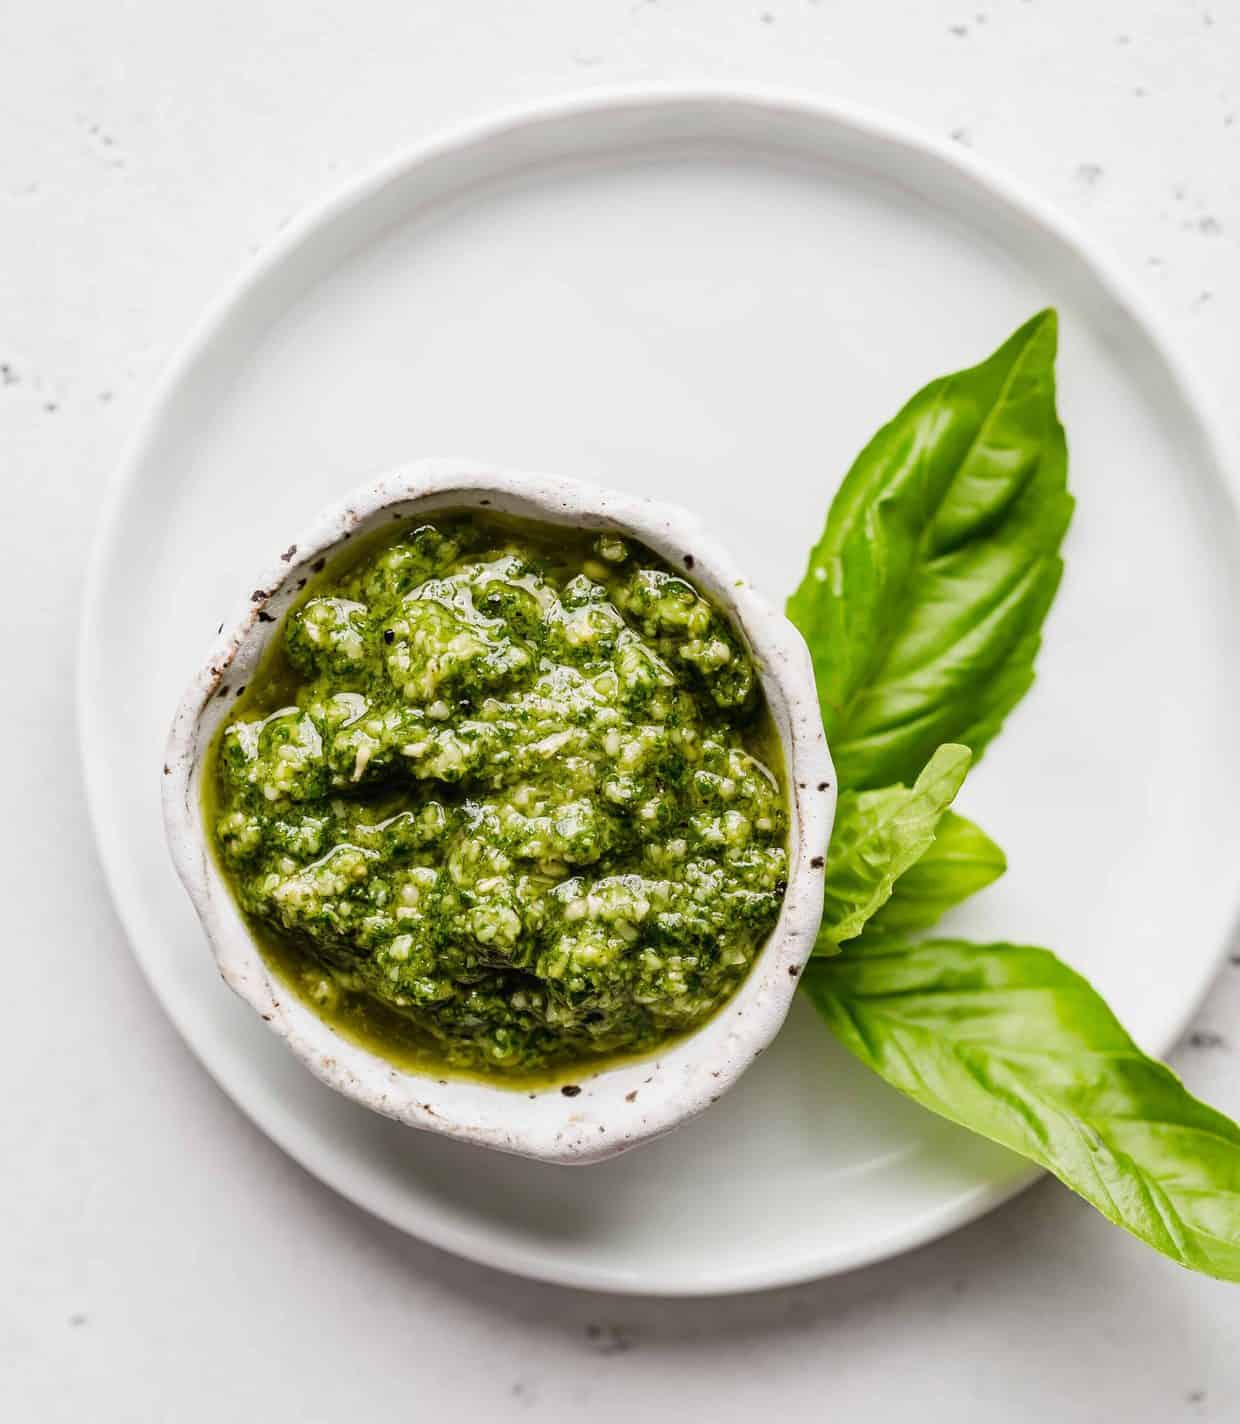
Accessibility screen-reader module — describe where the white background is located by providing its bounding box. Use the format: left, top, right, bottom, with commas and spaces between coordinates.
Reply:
4, 2, 1240, 1420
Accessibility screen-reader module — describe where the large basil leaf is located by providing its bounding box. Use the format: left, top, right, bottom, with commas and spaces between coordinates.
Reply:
819, 743, 970, 952
866, 810, 1005, 937
788, 311, 1073, 790
803, 939, 1240, 1281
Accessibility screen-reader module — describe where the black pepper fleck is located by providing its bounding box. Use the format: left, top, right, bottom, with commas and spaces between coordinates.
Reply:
561, 1084, 582, 1097
280, 544, 297, 562
683, 554, 695, 569
256, 610, 275, 623
810, 856, 825, 869
585, 1324, 636, 1355
311, 558, 326, 573
383, 629, 395, 644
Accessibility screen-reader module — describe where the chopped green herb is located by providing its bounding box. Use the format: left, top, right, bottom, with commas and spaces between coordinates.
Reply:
209, 512, 787, 1082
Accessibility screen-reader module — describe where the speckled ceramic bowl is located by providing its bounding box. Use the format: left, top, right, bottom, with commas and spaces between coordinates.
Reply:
162, 459, 835, 1164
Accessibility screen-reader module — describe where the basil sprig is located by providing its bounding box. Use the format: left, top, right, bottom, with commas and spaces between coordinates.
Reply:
866, 810, 1005, 938
791, 314, 1240, 1281
818, 743, 972, 952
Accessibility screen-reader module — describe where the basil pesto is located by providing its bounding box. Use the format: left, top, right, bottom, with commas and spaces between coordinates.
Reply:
208, 513, 788, 1081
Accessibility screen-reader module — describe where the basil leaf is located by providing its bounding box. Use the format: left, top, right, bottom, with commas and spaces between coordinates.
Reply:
788, 311, 1073, 790
819, 743, 970, 952
803, 940, 1240, 1281
866, 810, 1005, 937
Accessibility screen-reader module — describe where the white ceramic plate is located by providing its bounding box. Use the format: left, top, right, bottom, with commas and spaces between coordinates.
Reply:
80, 88, 1240, 1296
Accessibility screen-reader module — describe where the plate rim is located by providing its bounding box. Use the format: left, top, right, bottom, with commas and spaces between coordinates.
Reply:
77, 82, 1240, 1296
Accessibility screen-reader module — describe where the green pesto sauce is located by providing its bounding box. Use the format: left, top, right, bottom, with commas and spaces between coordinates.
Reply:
206, 511, 788, 1085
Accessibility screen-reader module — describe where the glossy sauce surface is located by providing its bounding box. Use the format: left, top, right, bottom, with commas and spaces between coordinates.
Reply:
207, 512, 788, 1083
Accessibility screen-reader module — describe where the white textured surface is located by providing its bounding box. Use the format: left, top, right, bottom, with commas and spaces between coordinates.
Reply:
4, 2, 1240, 1420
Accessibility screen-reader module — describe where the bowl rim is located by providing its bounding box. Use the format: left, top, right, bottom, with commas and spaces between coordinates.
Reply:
162, 458, 835, 1163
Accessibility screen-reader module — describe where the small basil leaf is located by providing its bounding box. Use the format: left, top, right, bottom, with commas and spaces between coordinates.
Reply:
788, 310, 1072, 790
818, 743, 971, 952
866, 810, 1006, 937
803, 939, 1240, 1281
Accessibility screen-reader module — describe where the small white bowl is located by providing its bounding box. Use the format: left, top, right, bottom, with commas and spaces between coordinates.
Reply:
162, 459, 835, 1164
